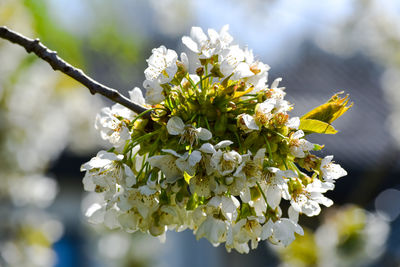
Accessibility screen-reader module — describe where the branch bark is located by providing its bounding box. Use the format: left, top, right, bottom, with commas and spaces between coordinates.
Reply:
0, 26, 149, 116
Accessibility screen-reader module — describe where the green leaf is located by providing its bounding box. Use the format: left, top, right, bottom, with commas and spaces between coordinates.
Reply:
299, 119, 338, 134
313, 144, 325, 151
301, 92, 353, 124
184, 171, 193, 184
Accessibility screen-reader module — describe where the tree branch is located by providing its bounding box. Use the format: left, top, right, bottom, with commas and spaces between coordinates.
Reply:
0, 26, 149, 116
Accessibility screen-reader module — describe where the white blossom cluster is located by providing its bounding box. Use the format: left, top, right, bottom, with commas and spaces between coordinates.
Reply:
82, 25, 348, 253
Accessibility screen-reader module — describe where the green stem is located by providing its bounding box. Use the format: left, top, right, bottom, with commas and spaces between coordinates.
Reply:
281, 156, 289, 170
271, 130, 287, 140
136, 161, 149, 182
131, 107, 165, 126
289, 161, 302, 176
132, 130, 160, 144
204, 116, 211, 132
233, 131, 243, 153
256, 181, 269, 212
263, 134, 273, 165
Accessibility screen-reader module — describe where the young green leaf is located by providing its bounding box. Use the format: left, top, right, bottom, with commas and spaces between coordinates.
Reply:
300, 119, 338, 134
301, 92, 352, 124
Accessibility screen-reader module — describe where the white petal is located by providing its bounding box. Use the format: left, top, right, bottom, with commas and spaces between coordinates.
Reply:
182, 36, 199, 53
124, 165, 136, 187
189, 150, 202, 166
180, 52, 189, 70
162, 149, 181, 158
235, 62, 254, 78
190, 26, 208, 45
167, 117, 185, 135
85, 203, 105, 224
272, 218, 303, 246
271, 77, 282, 89
286, 117, 300, 129
321, 155, 334, 166
197, 127, 212, 140
143, 80, 164, 104
82, 173, 96, 191
104, 208, 121, 229
292, 130, 305, 139
260, 220, 274, 240
215, 140, 233, 149
207, 28, 219, 43
266, 185, 281, 209
254, 148, 266, 165
240, 114, 260, 131
128, 87, 146, 106
240, 187, 251, 203
196, 217, 226, 245
288, 206, 299, 223
139, 185, 157, 196
199, 143, 216, 154
221, 196, 240, 221
147, 155, 182, 183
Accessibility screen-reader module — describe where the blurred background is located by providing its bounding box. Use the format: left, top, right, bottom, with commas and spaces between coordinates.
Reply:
1, 0, 400, 266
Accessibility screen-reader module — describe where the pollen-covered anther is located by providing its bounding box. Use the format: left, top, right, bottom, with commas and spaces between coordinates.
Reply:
273, 113, 289, 126
180, 125, 200, 146
254, 110, 270, 126
249, 63, 261, 75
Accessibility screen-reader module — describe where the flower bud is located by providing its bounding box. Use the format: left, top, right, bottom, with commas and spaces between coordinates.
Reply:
225, 176, 234, 185
196, 67, 204, 77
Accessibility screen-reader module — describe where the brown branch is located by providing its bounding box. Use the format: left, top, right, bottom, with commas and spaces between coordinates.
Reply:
0, 26, 149, 116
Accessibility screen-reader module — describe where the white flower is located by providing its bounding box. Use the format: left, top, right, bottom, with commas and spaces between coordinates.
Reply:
144, 45, 178, 84
211, 150, 242, 176
320, 155, 347, 182
163, 149, 202, 176
266, 77, 286, 99
274, 99, 292, 114
255, 98, 276, 125
95, 106, 132, 150
241, 48, 270, 91
147, 154, 182, 183
219, 45, 248, 78
226, 219, 250, 253
196, 217, 227, 246
265, 168, 295, 209
118, 187, 159, 218
237, 114, 260, 133
234, 148, 265, 185
94, 87, 146, 150
85, 202, 122, 229
208, 195, 240, 221
289, 179, 334, 217
81, 151, 135, 197
189, 173, 214, 198
269, 218, 304, 246
289, 130, 314, 158
166, 116, 212, 145
182, 25, 233, 59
